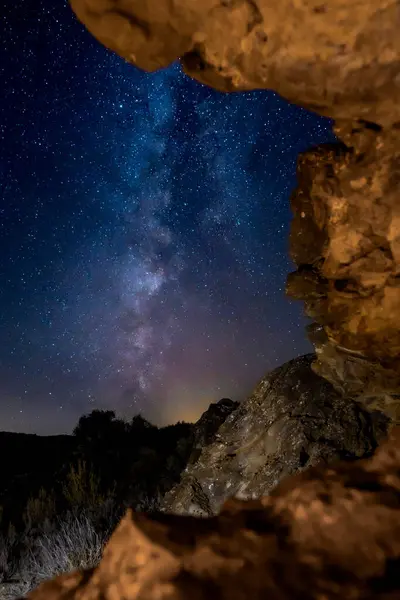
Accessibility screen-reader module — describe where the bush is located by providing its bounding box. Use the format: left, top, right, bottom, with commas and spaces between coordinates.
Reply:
0, 524, 33, 599
62, 460, 108, 511
0, 524, 19, 583
22, 488, 56, 532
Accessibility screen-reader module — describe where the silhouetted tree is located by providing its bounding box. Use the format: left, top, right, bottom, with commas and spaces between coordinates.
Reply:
73, 410, 127, 444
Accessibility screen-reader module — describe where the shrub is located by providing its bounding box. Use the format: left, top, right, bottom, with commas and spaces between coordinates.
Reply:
131, 489, 164, 513
22, 488, 56, 532
0, 524, 33, 598
62, 460, 107, 511
0, 499, 125, 598
0, 524, 19, 584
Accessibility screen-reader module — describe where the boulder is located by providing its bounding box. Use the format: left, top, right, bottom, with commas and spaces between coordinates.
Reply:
163, 354, 389, 516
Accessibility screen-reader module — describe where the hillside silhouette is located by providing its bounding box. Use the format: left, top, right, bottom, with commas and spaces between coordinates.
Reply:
0, 401, 238, 535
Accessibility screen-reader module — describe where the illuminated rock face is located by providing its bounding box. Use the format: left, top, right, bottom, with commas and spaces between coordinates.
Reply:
163, 354, 388, 517
29, 427, 400, 600
288, 121, 400, 422
69, 0, 400, 126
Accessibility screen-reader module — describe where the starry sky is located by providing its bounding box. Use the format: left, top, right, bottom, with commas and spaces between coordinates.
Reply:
0, 0, 335, 435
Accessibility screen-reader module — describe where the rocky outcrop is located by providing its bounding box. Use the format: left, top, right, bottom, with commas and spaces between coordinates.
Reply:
162, 355, 389, 516
28, 426, 400, 600
287, 121, 400, 422
69, 0, 400, 126
188, 398, 239, 465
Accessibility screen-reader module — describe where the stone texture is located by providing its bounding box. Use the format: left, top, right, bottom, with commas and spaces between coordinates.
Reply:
287, 120, 400, 422
188, 398, 239, 465
27, 426, 400, 600
69, 0, 400, 126
162, 354, 388, 517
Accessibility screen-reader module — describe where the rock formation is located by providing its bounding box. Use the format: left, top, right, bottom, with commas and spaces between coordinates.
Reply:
31, 2, 400, 597
188, 398, 239, 466
28, 426, 400, 600
288, 121, 400, 422
163, 354, 389, 516
68, 0, 400, 424
69, 0, 400, 126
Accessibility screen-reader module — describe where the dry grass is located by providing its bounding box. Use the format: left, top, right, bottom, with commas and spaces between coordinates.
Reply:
0, 502, 121, 600
27, 510, 109, 584
0, 523, 31, 585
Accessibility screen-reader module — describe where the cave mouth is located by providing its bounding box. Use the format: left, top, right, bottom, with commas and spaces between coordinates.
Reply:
2, 0, 399, 435
1, 2, 337, 435
66, 0, 400, 425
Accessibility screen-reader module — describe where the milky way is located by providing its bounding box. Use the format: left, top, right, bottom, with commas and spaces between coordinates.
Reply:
0, 0, 336, 434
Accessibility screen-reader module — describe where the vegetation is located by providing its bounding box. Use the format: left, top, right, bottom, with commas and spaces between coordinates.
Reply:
0, 409, 197, 598
62, 460, 109, 511
0, 505, 121, 599
0, 400, 235, 598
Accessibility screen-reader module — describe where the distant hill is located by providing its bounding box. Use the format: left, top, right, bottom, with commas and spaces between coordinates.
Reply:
0, 432, 76, 528
0, 432, 75, 482
0, 400, 239, 531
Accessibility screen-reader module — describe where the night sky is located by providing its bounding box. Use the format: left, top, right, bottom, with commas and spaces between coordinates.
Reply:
0, 1, 335, 435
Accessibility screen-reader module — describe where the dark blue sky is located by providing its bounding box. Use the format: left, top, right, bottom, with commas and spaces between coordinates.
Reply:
0, 0, 335, 434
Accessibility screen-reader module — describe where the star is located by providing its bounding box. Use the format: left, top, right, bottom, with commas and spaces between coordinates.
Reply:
0, 0, 335, 434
